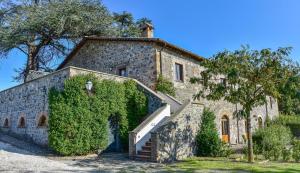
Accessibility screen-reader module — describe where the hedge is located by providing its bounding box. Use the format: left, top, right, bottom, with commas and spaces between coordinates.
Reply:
48, 74, 147, 155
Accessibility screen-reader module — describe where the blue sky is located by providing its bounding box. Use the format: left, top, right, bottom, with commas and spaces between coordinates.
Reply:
1, 0, 300, 91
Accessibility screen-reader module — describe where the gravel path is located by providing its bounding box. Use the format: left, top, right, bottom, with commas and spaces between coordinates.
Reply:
0, 133, 168, 173
0, 141, 97, 173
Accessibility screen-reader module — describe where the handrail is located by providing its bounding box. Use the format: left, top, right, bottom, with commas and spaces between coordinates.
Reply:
129, 103, 171, 155
132, 103, 168, 133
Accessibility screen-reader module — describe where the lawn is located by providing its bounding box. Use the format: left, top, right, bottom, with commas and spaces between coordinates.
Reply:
166, 157, 300, 173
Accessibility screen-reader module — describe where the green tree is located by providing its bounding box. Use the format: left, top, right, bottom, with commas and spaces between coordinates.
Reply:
191, 46, 298, 162
196, 108, 222, 157
278, 74, 300, 115
0, 1, 150, 81
113, 11, 152, 37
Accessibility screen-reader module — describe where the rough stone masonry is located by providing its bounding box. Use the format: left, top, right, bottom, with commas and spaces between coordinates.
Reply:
0, 36, 279, 162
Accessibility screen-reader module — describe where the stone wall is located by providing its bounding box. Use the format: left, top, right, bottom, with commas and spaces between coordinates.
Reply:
157, 44, 279, 145
158, 47, 204, 103
151, 101, 204, 162
64, 40, 158, 89
0, 68, 70, 145
151, 98, 277, 162
0, 66, 165, 146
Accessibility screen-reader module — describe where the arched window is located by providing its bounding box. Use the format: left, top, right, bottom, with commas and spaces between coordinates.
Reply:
3, 118, 9, 128
258, 117, 263, 129
18, 117, 26, 128
37, 115, 48, 127
221, 115, 230, 143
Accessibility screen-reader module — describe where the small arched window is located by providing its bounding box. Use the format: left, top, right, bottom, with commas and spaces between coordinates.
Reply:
37, 115, 47, 127
18, 117, 26, 128
3, 118, 9, 128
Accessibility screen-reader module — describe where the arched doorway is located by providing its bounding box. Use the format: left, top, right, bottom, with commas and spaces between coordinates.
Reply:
107, 114, 121, 152
221, 115, 230, 143
258, 117, 263, 129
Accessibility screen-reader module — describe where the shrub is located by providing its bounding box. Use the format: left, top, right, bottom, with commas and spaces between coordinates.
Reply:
49, 75, 147, 155
272, 115, 300, 138
156, 74, 176, 97
196, 108, 223, 157
292, 140, 300, 162
282, 147, 292, 162
219, 142, 233, 157
252, 124, 292, 160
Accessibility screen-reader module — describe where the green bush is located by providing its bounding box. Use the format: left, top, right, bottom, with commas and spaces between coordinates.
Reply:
49, 75, 147, 155
292, 140, 300, 162
156, 74, 176, 97
219, 142, 233, 157
272, 115, 300, 137
196, 108, 223, 157
282, 147, 292, 162
252, 124, 292, 161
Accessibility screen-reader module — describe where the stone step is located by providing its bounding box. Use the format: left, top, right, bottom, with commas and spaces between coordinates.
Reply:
145, 141, 152, 146
135, 154, 151, 161
142, 145, 151, 151
138, 150, 151, 156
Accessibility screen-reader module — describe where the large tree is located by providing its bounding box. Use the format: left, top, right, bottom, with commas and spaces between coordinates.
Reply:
278, 73, 300, 115
191, 46, 298, 162
0, 0, 150, 81
113, 11, 152, 37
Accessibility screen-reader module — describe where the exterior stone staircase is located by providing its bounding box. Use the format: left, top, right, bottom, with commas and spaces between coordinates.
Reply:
129, 92, 186, 162
135, 138, 152, 161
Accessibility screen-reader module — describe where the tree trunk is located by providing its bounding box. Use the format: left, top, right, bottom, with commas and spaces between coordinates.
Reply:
24, 45, 38, 82
246, 108, 254, 163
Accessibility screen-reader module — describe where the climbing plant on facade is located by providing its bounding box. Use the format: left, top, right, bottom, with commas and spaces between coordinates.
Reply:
156, 74, 176, 97
48, 74, 147, 155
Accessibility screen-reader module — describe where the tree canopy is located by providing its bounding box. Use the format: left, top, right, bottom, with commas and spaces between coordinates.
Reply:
0, 0, 151, 81
191, 46, 299, 162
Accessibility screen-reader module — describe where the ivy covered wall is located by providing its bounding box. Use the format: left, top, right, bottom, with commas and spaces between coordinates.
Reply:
48, 74, 147, 155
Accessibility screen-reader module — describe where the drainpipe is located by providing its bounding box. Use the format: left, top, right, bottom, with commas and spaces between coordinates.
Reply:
157, 42, 167, 76
236, 104, 240, 144
265, 102, 269, 124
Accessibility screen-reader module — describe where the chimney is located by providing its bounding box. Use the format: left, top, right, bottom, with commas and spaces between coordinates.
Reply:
140, 23, 154, 38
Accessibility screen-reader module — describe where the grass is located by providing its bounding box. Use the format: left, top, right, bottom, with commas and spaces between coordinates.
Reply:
166, 157, 300, 173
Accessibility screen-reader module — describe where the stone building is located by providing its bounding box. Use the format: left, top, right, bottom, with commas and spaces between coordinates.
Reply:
0, 26, 278, 162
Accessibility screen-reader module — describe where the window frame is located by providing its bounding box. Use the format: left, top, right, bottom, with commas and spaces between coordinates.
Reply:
37, 115, 48, 128
174, 63, 184, 82
18, 116, 26, 128
118, 67, 128, 77
3, 118, 9, 128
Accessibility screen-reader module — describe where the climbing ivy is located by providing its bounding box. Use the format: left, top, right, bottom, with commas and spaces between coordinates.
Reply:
156, 74, 176, 97
48, 74, 147, 155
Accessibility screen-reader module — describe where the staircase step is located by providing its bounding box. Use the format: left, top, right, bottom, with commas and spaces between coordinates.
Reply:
138, 150, 151, 156
142, 145, 151, 151
135, 154, 151, 161
145, 141, 152, 146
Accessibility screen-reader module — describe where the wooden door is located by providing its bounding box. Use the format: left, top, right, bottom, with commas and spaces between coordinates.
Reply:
221, 116, 230, 143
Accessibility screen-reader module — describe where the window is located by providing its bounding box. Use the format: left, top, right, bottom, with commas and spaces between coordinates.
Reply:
175, 63, 183, 82
18, 117, 25, 128
118, 67, 127, 77
3, 118, 9, 128
37, 115, 48, 127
